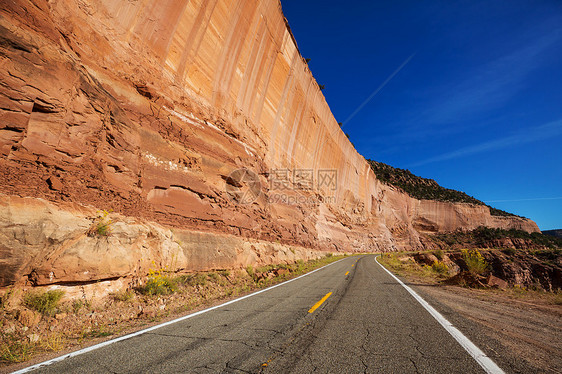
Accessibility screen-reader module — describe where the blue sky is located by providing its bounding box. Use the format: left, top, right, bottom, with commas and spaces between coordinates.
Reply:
282, 0, 562, 230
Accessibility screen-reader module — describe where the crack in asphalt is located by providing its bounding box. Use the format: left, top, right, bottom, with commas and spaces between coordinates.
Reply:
192, 364, 215, 373
260, 260, 358, 372
359, 327, 372, 373
408, 326, 427, 359
410, 358, 421, 374
225, 360, 253, 374
146, 330, 279, 352
25, 257, 493, 373
360, 355, 369, 374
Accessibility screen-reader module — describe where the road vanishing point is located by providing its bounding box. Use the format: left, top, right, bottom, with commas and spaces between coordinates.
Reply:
17, 256, 505, 373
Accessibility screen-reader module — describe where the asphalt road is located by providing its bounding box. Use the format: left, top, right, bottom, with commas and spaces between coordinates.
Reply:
23, 255, 495, 373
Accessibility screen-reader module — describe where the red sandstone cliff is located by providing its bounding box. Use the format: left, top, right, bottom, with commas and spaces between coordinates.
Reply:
0, 0, 538, 288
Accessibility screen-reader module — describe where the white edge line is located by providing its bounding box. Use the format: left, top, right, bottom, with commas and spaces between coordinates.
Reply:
13, 258, 347, 373
375, 255, 504, 374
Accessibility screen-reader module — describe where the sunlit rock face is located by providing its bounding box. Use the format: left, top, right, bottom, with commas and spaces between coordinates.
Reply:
0, 0, 538, 286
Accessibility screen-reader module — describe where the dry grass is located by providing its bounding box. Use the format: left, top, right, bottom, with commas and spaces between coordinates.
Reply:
23, 290, 64, 317
111, 290, 135, 303
0, 254, 346, 367
378, 253, 447, 282
554, 291, 562, 305
378, 252, 562, 306
0, 334, 35, 363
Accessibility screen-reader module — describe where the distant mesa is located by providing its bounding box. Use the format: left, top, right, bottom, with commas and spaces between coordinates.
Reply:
367, 160, 522, 218
543, 229, 562, 238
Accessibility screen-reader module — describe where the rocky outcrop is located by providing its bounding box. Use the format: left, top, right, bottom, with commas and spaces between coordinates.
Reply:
484, 250, 562, 291
412, 200, 536, 233
409, 250, 561, 291
0, 0, 538, 287
431, 226, 560, 251
0, 194, 327, 287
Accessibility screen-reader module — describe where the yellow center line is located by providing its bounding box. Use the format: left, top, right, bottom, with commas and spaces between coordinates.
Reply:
345, 271, 349, 276
308, 292, 332, 313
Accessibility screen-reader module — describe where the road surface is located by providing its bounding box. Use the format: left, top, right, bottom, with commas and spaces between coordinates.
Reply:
21, 255, 501, 373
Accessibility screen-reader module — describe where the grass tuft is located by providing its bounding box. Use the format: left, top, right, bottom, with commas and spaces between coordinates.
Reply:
0, 334, 35, 363
111, 289, 135, 302
23, 290, 64, 317
245, 265, 255, 277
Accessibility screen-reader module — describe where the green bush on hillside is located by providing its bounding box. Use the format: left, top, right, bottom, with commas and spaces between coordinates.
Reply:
433, 226, 562, 249
367, 160, 522, 218
462, 249, 489, 275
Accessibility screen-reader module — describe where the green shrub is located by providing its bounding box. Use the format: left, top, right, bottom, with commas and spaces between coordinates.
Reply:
139, 276, 177, 296
87, 209, 113, 237
431, 260, 449, 275
246, 265, 255, 277
95, 209, 112, 236
82, 325, 112, 339
462, 249, 489, 275
138, 268, 178, 296
433, 249, 444, 261
256, 265, 274, 274
96, 223, 110, 236
24, 289, 64, 316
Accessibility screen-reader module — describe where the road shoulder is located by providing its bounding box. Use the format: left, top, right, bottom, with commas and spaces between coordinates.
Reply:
377, 256, 562, 373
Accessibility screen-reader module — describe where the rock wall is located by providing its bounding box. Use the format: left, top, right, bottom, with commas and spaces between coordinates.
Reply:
0, 194, 327, 287
0, 0, 538, 287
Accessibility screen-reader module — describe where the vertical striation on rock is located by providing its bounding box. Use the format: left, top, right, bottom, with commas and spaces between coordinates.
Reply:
0, 0, 539, 286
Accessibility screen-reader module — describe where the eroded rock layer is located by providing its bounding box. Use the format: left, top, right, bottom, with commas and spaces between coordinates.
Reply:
0, 0, 538, 286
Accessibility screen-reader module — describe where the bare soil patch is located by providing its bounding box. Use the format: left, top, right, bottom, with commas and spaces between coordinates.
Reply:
379, 252, 562, 373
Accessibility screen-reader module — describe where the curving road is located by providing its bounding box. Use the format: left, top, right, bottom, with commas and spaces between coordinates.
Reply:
19, 255, 503, 373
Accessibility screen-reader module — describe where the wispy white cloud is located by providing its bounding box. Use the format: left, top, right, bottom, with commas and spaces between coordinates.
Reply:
426, 29, 562, 124
361, 27, 562, 157
409, 119, 562, 167
485, 197, 562, 203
